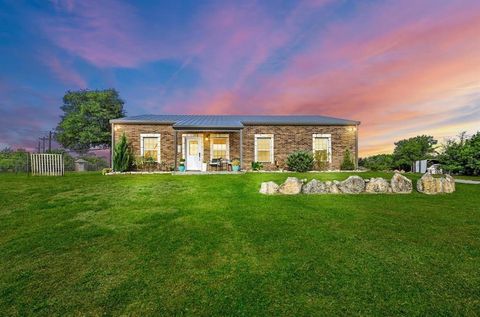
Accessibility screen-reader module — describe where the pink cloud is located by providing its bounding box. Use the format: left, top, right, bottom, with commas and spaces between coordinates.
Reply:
42, 54, 86, 88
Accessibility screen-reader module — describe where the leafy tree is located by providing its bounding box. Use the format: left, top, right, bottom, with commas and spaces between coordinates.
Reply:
55, 89, 125, 153
359, 154, 394, 171
113, 133, 132, 172
393, 135, 437, 171
464, 132, 480, 175
440, 132, 480, 176
286, 150, 314, 172
340, 149, 355, 170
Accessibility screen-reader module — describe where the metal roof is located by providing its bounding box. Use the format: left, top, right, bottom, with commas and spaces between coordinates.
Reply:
110, 114, 360, 129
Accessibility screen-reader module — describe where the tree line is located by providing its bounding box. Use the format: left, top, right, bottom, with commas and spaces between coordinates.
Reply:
359, 132, 480, 175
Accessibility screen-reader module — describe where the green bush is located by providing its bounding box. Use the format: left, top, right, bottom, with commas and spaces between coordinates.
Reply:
79, 155, 109, 171
251, 161, 263, 171
286, 151, 314, 172
314, 150, 329, 171
359, 154, 394, 171
0, 148, 29, 172
113, 133, 133, 172
340, 149, 355, 170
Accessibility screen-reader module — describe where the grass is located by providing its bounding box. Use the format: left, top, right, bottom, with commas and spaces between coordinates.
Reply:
0, 172, 479, 316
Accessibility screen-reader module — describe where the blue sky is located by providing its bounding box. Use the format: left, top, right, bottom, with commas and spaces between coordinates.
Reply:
1, 0, 479, 155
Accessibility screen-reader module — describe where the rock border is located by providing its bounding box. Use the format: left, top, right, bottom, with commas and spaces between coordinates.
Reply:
260, 173, 455, 195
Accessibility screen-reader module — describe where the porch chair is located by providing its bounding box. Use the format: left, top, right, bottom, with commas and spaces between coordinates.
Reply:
209, 158, 222, 171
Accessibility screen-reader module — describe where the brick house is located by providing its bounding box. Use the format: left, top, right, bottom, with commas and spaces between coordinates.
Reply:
110, 115, 360, 171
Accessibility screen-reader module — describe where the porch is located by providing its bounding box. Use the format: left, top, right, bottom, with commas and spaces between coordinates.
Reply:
173, 129, 244, 172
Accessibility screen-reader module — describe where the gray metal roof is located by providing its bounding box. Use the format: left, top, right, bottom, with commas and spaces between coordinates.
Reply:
110, 114, 360, 129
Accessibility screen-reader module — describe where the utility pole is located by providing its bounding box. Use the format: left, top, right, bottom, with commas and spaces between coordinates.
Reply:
48, 131, 52, 152
39, 137, 48, 153
37, 141, 41, 153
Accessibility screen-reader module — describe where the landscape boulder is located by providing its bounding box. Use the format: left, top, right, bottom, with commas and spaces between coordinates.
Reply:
390, 173, 412, 194
417, 173, 455, 194
278, 177, 303, 195
338, 176, 365, 194
443, 174, 456, 193
302, 179, 328, 194
324, 181, 340, 194
259, 181, 279, 195
365, 177, 390, 193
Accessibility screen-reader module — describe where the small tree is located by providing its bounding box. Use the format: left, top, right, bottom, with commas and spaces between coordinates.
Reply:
286, 151, 314, 172
113, 133, 132, 172
340, 149, 355, 170
314, 150, 329, 171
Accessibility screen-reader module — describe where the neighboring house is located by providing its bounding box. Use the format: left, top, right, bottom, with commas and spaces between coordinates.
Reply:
110, 115, 360, 171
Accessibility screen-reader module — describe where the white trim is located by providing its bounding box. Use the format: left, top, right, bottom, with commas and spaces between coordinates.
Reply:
182, 134, 204, 170
210, 134, 230, 161
140, 133, 161, 162
181, 133, 203, 159
254, 134, 274, 163
312, 133, 332, 163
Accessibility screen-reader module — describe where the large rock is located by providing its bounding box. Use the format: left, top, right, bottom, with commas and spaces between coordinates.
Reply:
259, 181, 279, 195
365, 177, 390, 193
417, 173, 455, 194
278, 177, 303, 195
390, 173, 412, 194
443, 174, 456, 193
325, 181, 340, 194
339, 176, 365, 194
302, 179, 328, 194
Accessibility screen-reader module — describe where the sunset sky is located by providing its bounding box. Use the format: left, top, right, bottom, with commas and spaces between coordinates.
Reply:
1, 0, 479, 156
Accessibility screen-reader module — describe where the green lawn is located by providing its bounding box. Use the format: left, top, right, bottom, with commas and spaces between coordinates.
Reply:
0, 172, 479, 316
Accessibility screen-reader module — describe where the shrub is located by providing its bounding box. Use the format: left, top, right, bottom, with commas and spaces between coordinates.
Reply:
0, 148, 29, 173
286, 151, 314, 172
79, 155, 109, 171
359, 154, 394, 171
340, 149, 355, 170
251, 161, 263, 171
314, 151, 329, 171
102, 168, 112, 175
113, 133, 133, 172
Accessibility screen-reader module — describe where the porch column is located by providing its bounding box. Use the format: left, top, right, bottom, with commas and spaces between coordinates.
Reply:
240, 129, 243, 170
174, 130, 178, 170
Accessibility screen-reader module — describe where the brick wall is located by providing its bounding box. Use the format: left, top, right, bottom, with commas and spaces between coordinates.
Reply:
113, 123, 357, 171
242, 125, 357, 170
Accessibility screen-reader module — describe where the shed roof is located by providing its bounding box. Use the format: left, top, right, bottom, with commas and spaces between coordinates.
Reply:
110, 114, 360, 129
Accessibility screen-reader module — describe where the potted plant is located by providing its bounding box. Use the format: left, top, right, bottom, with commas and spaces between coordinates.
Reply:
231, 159, 240, 172
178, 159, 186, 172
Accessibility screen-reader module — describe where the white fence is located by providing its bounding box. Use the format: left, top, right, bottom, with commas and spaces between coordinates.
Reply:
30, 154, 64, 176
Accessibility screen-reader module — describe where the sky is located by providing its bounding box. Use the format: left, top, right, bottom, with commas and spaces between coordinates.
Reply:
1, 0, 479, 156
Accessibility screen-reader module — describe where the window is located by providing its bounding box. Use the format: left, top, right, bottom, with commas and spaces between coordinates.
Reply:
255, 134, 274, 163
140, 134, 160, 162
312, 134, 331, 162
210, 134, 229, 160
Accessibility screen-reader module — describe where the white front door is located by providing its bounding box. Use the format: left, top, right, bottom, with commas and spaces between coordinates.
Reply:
185, 137, 203, 170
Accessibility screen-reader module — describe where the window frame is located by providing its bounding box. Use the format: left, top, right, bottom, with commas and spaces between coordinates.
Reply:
210, 134, 230, 161
254, 134, 274, 163
312, 133, 332, 163
140, 133, 161, 162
